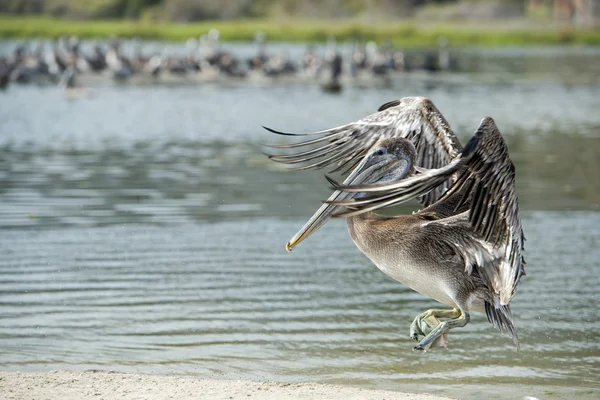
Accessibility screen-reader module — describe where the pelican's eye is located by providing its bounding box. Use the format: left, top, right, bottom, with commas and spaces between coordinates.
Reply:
375, 148, 387, 156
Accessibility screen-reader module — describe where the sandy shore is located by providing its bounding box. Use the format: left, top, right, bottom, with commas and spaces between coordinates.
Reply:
0, 371, 453, 400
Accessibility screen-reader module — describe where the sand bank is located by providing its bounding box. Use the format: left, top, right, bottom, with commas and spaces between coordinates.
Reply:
0, 371, 453, 400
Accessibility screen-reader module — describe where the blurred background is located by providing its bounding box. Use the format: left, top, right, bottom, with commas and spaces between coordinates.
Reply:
1, 0, 600, 24
1, 1, 599, 400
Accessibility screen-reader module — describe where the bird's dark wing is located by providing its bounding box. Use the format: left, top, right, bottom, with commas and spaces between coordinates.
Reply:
265, 96, 461, 206
328, 117, 525, 306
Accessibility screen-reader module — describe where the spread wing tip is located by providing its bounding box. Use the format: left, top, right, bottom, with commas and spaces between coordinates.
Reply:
377, 99, 401, 112
262, 126, 304, 136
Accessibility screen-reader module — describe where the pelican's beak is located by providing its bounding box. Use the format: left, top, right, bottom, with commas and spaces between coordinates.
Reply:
286, 155, 396, 252
285, 188, 347, 252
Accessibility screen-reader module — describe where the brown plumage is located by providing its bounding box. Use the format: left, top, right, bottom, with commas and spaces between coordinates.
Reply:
265, 97, 525, 351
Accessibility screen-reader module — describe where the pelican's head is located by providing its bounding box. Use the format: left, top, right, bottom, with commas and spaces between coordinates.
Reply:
286, 138, 416, 252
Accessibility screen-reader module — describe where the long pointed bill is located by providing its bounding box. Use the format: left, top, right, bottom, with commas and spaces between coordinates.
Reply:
285, 188, 348, 252
285, 156, 397, 252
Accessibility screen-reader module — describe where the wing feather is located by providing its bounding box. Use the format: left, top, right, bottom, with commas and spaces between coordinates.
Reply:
265, 97, 461, 206
447, 118, 525, 304
328, 117, 525, 305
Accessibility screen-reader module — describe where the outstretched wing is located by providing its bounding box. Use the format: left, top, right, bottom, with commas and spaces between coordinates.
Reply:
265, 96, 461, 206
451, 117, 525, 306
329, 117, 525, 306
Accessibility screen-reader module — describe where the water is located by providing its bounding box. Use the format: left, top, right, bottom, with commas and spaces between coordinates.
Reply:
1, 44, 600, 400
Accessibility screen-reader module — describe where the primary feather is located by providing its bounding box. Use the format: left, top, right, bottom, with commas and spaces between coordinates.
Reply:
265, 96, 461, 206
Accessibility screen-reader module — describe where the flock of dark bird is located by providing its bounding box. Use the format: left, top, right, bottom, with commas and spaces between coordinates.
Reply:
0, 30, 457, 93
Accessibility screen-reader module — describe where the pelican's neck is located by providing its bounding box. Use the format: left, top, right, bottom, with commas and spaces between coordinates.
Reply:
346, 155, 414, 244
346, 211, 380, 247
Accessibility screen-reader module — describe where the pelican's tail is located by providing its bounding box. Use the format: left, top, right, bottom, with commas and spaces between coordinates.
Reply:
485, 301, 520, 351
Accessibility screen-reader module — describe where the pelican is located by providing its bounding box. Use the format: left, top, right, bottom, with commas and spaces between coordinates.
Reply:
265, 97, 525, 351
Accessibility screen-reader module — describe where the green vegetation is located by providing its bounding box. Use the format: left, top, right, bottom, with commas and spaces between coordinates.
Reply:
1, 16, 600, 47
0, 0, 483, 21
1, 0, 598, 47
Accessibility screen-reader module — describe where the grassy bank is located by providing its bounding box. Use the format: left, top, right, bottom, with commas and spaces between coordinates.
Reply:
1, 16, 600, 47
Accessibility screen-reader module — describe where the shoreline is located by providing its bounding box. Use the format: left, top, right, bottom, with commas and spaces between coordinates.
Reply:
0, 370, 453, 400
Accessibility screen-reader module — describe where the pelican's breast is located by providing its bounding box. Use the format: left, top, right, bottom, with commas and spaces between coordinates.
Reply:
347, 214, 458, 308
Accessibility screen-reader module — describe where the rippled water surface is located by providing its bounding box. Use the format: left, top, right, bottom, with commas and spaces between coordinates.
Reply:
1, 44, 600, 400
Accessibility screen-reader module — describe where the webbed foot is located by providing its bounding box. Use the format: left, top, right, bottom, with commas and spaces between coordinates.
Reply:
409, 308, 460, 341
413, 332, 448, 352
412, 309, 469, 352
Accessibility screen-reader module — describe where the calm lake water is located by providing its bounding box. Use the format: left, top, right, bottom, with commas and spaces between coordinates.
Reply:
1, 43, 600, 400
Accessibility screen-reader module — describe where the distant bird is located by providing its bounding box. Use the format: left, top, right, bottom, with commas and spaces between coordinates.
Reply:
0, 62, 10, 90
105, 40, 133, 81
45, 40, 68, 81
322, 53, 342, 93
370, 41, 392, 76
423, 37, 457, 72
60, 66, 90, 98
145, 55, 163, 78
301, 44, 322, 79
59, 66, 77, 89
322, 37, 342, 93
350, 41, 368, 77
265, 97, 525, 351
248, 31, 269, 71
7, 44, 36, 84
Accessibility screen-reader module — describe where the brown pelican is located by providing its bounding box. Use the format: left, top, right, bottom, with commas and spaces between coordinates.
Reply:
265, 97, 525, 351
322, 42, 343, 93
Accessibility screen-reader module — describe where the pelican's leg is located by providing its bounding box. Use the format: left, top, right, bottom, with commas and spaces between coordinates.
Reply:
409, 308, 461, 341
413, 310, 470, 352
